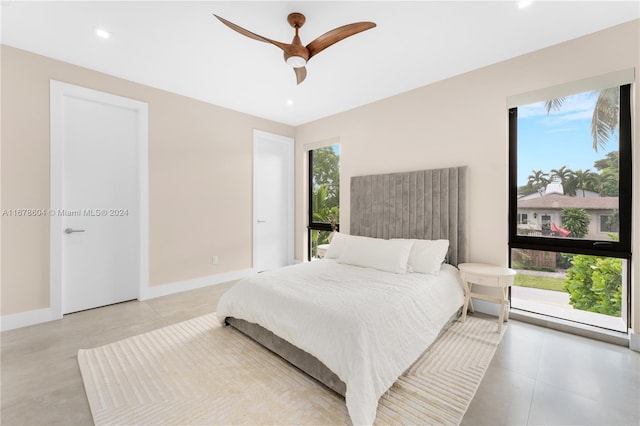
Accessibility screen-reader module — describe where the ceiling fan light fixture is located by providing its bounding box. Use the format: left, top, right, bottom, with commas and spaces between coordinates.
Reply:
286, 55, 307, 68
95, 28, 111, 39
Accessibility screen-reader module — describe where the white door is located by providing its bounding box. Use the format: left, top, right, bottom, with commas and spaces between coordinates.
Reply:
253, 130, 294, 272
50, 81, 148, 315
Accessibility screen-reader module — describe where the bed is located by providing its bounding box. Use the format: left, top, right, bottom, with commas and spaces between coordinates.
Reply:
217, 166, 468, 425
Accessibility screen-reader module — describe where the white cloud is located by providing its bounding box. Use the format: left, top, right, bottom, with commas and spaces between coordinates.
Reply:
518, 91, 597, 125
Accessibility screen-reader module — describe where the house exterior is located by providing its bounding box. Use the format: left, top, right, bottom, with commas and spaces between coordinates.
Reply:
517, 192, 619, 240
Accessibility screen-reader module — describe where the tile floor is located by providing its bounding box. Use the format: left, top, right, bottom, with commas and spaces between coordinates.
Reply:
1, 281, 639, 426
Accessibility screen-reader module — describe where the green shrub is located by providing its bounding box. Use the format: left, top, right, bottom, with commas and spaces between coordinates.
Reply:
564, 255, 622, 316
560, 208, 590, 238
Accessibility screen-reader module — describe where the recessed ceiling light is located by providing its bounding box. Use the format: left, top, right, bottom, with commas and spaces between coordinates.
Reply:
518, 0, 533, 9
95, 28, 111, 39
286, 99, 294, 106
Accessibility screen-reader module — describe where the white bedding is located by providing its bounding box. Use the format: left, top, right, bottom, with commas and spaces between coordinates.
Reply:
216, 259, 465, 425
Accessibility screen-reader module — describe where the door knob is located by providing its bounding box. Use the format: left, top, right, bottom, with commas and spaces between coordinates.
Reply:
64, 228, 85, 234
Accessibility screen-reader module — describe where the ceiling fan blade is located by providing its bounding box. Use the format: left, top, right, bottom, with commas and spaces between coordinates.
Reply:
214, 14, 289, 51
294, 67, 307, 85
306, 22, 376, 59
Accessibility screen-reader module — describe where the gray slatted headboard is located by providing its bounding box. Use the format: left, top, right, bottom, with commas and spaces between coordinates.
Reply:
350, 166, 468, 266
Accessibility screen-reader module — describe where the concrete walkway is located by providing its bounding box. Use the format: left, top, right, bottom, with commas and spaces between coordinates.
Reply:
511, 286, 570, 307
510, 284, 626, 332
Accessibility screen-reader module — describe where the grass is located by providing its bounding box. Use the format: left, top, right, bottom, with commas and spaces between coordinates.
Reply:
514, 274, 567, 292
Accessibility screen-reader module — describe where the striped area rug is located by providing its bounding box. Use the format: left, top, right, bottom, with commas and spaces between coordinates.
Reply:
78, 314, 504, 425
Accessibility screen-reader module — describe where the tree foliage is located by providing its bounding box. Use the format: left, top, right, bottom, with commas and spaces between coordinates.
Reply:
559, 208, 590, 238
311, 147, 340, 210
526, 169, 549, 192
593, 151, 619, 171
591, 151, 619, 196
565, 169, 593, 197
545, 88, 619, 152
310, 146, 340, 256
550, 166, 574, 187
564, 255, 622, 316
517, 151, 619, 198
311, 185, 339, 223
591, 87, 620, 152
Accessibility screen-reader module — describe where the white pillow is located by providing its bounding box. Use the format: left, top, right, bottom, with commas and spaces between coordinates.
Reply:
337, 235, 413, 274
407, 239, 450, 275
324, 232, 350, 259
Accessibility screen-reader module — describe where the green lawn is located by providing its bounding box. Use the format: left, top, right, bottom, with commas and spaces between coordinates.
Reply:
514, 274, 567, 292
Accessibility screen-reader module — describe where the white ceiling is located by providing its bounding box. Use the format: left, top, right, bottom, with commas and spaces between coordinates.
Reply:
2, 1, 638, 126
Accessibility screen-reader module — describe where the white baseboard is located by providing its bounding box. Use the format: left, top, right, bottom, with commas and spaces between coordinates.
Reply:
1, 268, 256, 332
630, 330, 640, 352
141, 268, 256, 300
469, 299, 501, 317
1, 307, 54, 332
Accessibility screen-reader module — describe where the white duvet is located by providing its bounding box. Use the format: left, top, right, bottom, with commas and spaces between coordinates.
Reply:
216, 259, 465, 425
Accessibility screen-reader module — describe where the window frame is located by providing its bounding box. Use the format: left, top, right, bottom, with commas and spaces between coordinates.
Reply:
307, 148, 339, 260
508, 84, 632, 259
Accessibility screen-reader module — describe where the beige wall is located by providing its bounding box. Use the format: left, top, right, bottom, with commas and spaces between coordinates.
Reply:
294, 20, 640, 332
1, 45, 294, 316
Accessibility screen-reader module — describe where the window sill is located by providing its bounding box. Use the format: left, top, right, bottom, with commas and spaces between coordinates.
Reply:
509, 308, 629, 347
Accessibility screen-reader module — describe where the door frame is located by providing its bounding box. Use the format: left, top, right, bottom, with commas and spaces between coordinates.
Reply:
49, 80, 149, 319
252, 129, 294, 270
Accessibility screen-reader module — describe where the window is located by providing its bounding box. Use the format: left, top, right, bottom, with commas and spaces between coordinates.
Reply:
308, 145, 340, 260
510, 248, 627, 332
600, 214, 619, 233
516, 213, 528, 225
509, 82, 631, 331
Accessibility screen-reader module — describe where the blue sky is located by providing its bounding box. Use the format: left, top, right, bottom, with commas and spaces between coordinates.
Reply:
517, 91, 617, 186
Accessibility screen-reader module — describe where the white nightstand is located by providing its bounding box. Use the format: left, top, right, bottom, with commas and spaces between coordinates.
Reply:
458, 262, 516, 333
316, 244, 330, 259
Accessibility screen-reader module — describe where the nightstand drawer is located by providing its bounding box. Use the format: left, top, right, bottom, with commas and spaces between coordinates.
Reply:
463, 272, 502, 287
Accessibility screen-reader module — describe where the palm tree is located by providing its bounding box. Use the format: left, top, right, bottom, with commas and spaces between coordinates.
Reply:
312, 185, 339, 228
569, 169, 594, 197
526, 169, 549, 193
550, 166, 575, 188
545, 88, 619, 152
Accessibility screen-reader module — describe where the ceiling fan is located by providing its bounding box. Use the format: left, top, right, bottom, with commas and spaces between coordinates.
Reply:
214, 12, 376, 84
